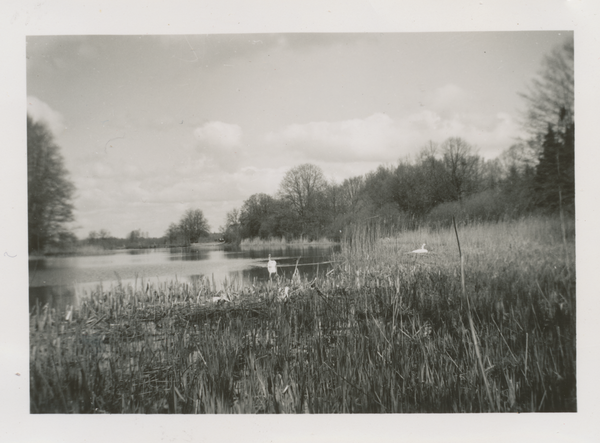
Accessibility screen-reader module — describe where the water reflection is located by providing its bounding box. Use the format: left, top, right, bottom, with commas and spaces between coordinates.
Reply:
29, 285, 77, 314
29, 244, 340, 311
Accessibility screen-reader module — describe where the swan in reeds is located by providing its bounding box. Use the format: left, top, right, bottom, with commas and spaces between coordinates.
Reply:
279, 286, 290, 300
267, 254, 277, 279
212, 292, 231, 303
409, 243, 428, 254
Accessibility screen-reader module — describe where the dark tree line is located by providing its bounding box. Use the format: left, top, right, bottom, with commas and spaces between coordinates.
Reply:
223, 123, 572, 244
222, 139, 503, 242
85, 229, 164, 250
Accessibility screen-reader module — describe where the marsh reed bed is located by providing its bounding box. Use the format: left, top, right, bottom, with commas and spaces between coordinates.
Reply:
30, 217, 575, 413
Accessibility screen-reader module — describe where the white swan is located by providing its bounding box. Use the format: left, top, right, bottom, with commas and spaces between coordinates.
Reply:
267, 254, 277, 278
410, 243, 428, 254
279, 286, 290, 300
212, 292, 231, 303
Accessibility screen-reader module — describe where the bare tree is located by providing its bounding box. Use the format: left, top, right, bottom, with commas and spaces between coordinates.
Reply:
239, 193, 276, 238
165, 222, 182, 245
340, 176, 365, 214
278, 163, 329, 238
87, 231, 99, 242
178, 209, 210, 245
417, 140, 440, 163
520, 35, 574, 152
498, 143, 537, 178
220, 208, 241, 243
128, 229, 143, 242
440, 137, 482, 202
480, 158, 503, 190
222, 208, 240, 232
278, 163, 327, 218
324, 181, 345, 220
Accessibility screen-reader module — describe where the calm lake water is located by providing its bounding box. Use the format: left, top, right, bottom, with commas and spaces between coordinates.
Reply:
29, 244, 340, 312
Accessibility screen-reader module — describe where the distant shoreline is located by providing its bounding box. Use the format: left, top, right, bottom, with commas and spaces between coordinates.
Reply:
189, 241, 226, 249
240, 237, 338, 247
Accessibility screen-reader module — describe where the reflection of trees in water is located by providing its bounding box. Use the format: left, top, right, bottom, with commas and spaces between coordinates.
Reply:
29, 285, 77, 314
236, 246, 340, 283
125, 249, 155, 255
176, 250, 211, 261
242, 259, 334, 282
29, 258, 50, 271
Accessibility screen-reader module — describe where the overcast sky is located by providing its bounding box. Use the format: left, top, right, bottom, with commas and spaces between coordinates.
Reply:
27, 32, 571, 238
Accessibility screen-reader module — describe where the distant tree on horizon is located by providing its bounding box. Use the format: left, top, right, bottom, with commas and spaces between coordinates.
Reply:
278, 163, 328, 238
177, 209, 210, 245
165, 222, 183, 245
440, 137, 482, 203
221, 208, 241, 244
238, 193, 277, 239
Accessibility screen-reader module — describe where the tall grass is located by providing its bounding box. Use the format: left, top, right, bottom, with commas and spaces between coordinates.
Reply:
30, 216, 575, 413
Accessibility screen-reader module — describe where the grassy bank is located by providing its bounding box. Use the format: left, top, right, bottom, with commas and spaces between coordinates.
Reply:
30, 216, 575, 413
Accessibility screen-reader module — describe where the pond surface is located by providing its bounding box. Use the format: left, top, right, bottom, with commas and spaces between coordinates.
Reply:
29, 244, 340, 312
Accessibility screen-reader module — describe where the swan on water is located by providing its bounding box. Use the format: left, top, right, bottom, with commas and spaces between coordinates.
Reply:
267, 254, 277, 279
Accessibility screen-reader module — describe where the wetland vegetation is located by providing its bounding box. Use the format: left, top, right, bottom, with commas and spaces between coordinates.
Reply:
30, 216, 575, 413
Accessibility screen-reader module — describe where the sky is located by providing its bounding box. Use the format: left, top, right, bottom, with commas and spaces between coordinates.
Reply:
26, 31, 571, 239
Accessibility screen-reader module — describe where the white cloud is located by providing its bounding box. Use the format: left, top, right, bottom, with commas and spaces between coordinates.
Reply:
193, 121, 245, 172
264, 86, 522, 165
89, 161, 114, 178
27, 96, 65, 136
265, 113, 398, 162
194, 121, 243, 150
427, 84, 469, 115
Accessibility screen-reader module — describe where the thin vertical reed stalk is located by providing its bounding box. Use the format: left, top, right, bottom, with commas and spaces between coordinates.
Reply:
452, 216, 494, 411
554, 128, 571, 271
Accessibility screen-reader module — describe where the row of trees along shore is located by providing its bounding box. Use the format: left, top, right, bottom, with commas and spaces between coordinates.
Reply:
79, 210, 213, 251
221, 37, 574, 244
27, 36, 573, 253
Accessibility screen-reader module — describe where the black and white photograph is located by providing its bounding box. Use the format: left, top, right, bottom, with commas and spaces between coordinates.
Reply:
27, 30, 576, 414
2, 1, 599, 442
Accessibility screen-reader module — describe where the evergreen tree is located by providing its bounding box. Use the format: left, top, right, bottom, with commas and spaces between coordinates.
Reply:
534, 119, 575, 212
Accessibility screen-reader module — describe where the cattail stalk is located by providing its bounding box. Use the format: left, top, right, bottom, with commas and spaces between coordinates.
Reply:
453, 216, 494, 411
